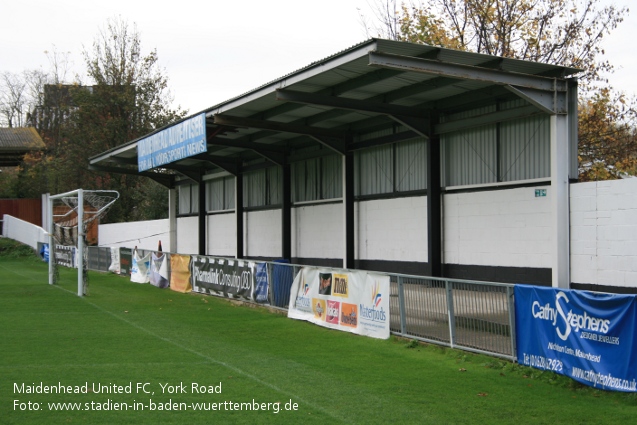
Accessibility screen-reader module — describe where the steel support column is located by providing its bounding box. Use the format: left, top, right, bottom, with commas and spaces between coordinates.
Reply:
344, 151, 355, 269
427, 122, 442, 277
235, 172, 244, 259
281, 161, 292, 260
198, 178, 206, 255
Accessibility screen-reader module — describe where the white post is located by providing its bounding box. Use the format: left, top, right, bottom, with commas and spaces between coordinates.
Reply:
169, 188, 177, 253
550, 115, 570, 288
48, 194, 54, 285
342, 155, 347, 269
77, 189, 84, 296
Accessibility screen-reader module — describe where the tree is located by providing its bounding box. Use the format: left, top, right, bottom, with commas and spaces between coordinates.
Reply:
362, 0, 635, 179
0, 71, 28, 127
65, 17, 187, 222
1, 17, 186, 221
578, 89, 637, 180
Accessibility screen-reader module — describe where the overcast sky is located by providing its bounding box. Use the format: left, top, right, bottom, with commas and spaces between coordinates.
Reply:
1, 0, 635, 114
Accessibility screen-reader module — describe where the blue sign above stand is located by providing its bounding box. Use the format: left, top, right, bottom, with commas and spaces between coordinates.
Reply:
137, 112, 207, 171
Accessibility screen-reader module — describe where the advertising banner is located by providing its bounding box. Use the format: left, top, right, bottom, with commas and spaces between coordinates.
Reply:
288, 268, 391, 339
54, 245, 75, 268
170, 254, 192, 293
150, 252, 170, 289
108, 247, 120, 274
515, 285, 637, 392
190, 256, 255, 300
119, 248, 132, 276
131, 250, 151, 283
254, 263, 269, 303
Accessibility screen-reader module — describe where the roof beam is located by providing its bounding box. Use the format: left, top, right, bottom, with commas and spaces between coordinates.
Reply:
205, 137, 285, 153
348, 130, 419, 151
505, 85, 567, 114
213, 114, 347, 139
190, 153, 239, 175
368, 51, 568, 93
275, 89, 428, 118
162, 164, 203, 183
435, 105, 544, 134
88, 164, 175, 188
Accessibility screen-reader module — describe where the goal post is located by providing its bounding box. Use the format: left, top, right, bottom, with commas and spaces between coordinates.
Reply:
48, 189, 119, 296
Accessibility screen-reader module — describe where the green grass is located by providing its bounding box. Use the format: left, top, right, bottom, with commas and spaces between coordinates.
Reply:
1, 238, 636, 424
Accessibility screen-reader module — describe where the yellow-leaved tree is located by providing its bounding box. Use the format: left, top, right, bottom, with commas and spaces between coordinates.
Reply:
362, 0, 637, 180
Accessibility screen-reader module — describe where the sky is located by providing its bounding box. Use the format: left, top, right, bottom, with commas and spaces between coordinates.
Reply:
1, 0, 635, 115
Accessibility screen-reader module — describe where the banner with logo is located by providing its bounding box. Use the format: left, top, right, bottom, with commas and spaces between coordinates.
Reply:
515, 285, 637, 392
190, 256, 255, 300
288, 267, 391, 339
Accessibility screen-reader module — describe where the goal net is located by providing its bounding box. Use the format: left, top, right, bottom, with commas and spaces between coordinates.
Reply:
48, 189, 119, 296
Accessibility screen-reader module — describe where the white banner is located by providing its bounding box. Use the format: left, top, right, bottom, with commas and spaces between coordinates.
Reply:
108, 247, 120, 274
150, 252, 170, 289
288, 267, 391, 339
131, 250, 151, 283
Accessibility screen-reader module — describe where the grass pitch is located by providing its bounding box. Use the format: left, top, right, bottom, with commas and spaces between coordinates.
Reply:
1, 238, 635, 424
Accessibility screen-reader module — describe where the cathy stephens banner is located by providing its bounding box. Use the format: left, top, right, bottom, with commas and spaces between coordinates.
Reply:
288, 268, 391, 339
190, 256, 254, 300
515, 285, 637, 392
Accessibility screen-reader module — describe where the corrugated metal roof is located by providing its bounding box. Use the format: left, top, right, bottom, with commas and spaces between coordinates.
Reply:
90, 38, 580, 183
0, 127, 46, 151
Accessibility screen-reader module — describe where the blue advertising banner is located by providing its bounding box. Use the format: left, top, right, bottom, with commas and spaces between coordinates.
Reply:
515, 285, 637, 392
137, 113, 207, 171
254, 263, 269, 303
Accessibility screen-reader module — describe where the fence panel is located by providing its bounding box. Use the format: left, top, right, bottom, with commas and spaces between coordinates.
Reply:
450, 281, 514, 357
87, 247, 112, 272
84, 248, 515, 360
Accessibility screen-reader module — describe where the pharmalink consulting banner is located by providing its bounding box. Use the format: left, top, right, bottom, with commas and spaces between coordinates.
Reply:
515, 285, 637, 392
190, 256, 255, 301
288, 267, 391, 339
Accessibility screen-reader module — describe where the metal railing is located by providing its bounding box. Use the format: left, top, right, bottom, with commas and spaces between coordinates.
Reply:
85, 249, 516, 361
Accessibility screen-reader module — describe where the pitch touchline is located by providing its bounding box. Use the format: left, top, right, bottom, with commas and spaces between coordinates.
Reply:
50, 284, 348, 423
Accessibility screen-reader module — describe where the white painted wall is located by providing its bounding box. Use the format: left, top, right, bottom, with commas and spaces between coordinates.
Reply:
356, 197, 428, 263
443, 186, 552, 268
571, 179, 637, 288
99, 219, 169, 251
2, 215, 48, 249
207, 213, 235, 257
95, 178, 637, 290
176, 216, 198, 254
292, 202, 343, 260
244, 209, 282, 258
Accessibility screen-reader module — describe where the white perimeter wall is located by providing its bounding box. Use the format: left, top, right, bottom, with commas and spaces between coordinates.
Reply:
443, 186, 552, 268
571, 178, 637, 288
99, 219, 170, 251
2, 215, 48, 249
96, 178, 637, 289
